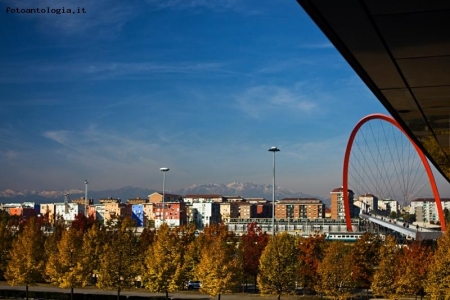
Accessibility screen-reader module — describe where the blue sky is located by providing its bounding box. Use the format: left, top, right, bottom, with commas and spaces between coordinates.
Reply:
1, 0, 448, 199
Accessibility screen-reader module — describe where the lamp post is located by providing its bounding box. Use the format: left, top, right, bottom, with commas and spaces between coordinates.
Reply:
160, 167, 170, 223
84, 180, 88, 217
268, 146, 280, 235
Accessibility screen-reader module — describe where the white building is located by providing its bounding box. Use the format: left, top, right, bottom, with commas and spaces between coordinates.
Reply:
183, 194, 225, 205
54, 203, 85, 223
192, 202, 220, 229
358, 193, 378, 212
378, 198, 399, 214
411, 198, 450, 224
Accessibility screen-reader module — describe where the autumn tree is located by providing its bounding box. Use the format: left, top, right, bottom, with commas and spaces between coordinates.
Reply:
316, 241, 354, 300
44, 217, 66, 266
350, 232, 382, 289
426, 226, 450, 299
5, 217, 46, 300
238, 222, 269, 291
196, 224, 241, 300
297, 233, 328, 294
79, 222, 107, 285
258, 232, 300, 300
395, 241, 432, 298
97, 218, 140, 300
371, 236, 399, 299
172, 224, 197, 285
143, 223, 183, 300
45, 228, 87, 300
0, 218, 14, 280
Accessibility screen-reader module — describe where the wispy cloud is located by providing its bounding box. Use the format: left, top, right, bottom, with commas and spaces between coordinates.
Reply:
297, 42, 334, 49
0, 61, 227, 83
145, 0, 258, 14
234, 85, 317, 118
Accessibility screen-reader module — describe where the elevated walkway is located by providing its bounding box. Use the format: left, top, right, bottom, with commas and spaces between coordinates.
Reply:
360, 212, 443, 241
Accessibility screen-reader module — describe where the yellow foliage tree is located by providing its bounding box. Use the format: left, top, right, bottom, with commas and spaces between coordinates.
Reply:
0, 218, 14, 280
80, 222, 108, 284
97, 218, 140, 300
5, 217, 46, 300
258, 232, 300, 300
45, 228, 87, 300
371, 236, 399, 299
426, 226, 450, 299
143, 223, 183, 300
316, 241, 354, 300
196, 224, 241, 300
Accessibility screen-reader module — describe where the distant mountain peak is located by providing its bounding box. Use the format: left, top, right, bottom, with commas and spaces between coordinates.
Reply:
0, 182, 328, 206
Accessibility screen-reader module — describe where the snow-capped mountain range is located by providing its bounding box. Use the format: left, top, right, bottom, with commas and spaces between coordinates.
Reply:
0, 182, 329, 206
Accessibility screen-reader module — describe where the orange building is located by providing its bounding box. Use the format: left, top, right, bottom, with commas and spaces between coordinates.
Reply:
275, 198, 325, 219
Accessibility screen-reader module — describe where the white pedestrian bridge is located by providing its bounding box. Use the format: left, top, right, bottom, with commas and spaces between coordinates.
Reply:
360, 212, 443, 241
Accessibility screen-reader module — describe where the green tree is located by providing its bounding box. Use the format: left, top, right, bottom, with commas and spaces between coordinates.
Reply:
371, 236, 399, 299
5, 217, 46, 300
350, 232, 381, 289
143, 223, 183, 300
258, 232, 300, 300
196, 224, 241, 300
426, 226, 450, 299
395, 242, 431, 298
238, 222, 269, 291
316, 241, 354, 300
45, 228, 87, 300
97, 218, 140, 300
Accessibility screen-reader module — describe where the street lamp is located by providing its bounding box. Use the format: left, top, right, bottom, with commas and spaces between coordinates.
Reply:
160, 167, 170, 223
84, 180, 88, 217
268, 146, 280, 235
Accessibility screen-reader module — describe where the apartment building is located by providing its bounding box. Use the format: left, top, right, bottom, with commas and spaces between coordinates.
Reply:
154, 201, 187, 228
219, 202, 240, 223
411, 198, 450, 224
183, 194, 225, 204
148, 192, 182, 203
275, 198, 325, 219
330, 187, 356, 220
192, 201, 221, 229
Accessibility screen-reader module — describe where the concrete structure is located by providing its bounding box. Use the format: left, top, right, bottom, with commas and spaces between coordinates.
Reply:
358, 194, 378, 212
154, 201, 187, 228
378, 198, 400, 215
411, 198, 450, 224
131, 204, 144, 227
54, 203, 85, 223
276, 198, 325, 219
148, 192, 182, 204
127, 197, 147, 204
192, 201, 220, 229
183, 194, 225, 204
219, 202, 240, 223
330, 187, 356, 220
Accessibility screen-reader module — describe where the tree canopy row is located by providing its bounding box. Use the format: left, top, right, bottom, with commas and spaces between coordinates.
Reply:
0, 211, 449, 300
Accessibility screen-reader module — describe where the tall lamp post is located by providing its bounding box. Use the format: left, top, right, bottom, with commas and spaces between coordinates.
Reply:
268, 146, 280, 235
160, 167, 170, 223
84, 180, 88, 217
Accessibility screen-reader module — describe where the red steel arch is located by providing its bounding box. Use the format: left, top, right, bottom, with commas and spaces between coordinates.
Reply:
342, 113, 445, 232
